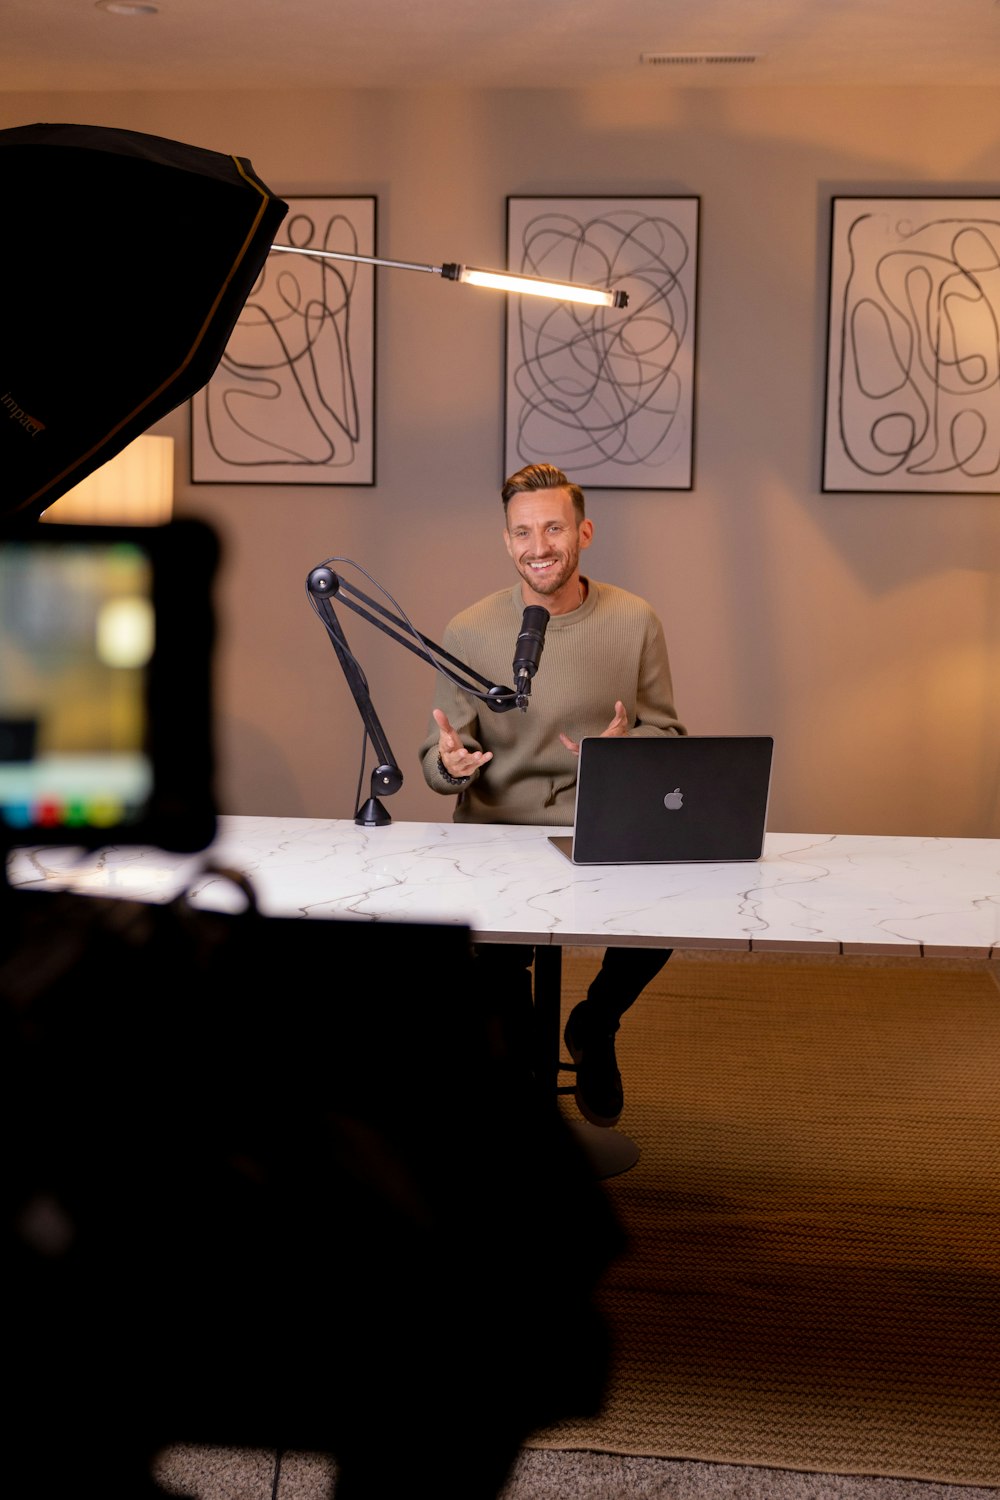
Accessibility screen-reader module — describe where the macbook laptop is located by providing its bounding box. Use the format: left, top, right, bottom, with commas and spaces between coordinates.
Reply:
548, 734, 774, 865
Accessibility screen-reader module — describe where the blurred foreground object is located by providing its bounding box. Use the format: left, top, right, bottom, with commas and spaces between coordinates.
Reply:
1, 880, 624, 1499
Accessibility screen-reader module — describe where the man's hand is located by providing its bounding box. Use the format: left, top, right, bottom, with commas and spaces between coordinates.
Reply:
559, 700, 629, 757
434, 708, 493, 779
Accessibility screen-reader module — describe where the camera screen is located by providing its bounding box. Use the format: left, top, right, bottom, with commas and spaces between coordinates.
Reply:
0, 519, 218, 854
0, 537, 154, 836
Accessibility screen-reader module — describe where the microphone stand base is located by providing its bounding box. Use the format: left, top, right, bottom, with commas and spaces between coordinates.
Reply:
567, 1120, 640, 1179
355, 798, 391, 827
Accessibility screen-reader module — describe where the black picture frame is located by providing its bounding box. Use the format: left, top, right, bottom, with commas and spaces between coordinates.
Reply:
822, 195, 1000, 494
191, 196, 377, 486
504, 195, 700, 490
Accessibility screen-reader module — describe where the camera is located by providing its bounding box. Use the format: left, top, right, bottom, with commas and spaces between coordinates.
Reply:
0, 517, 218, 857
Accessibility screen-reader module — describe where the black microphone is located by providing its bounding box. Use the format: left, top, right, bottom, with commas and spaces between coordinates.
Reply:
512, 605, 549, 711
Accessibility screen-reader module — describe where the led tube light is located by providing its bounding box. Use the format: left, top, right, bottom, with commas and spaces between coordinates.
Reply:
270, 244, 628, 309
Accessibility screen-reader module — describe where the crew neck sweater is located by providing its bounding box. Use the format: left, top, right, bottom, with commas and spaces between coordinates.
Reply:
418, 578, 685, 826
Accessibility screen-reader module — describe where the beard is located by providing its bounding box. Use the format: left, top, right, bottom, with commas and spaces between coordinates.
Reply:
515, 548, 579, 597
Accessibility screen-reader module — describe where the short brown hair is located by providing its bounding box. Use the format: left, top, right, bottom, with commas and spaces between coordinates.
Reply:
501, 462, 586, 522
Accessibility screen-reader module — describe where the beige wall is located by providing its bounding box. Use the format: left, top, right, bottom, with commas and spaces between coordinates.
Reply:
5, 84, 999, 837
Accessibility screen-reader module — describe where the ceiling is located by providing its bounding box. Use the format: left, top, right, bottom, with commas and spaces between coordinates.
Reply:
3, 0, 1000, 94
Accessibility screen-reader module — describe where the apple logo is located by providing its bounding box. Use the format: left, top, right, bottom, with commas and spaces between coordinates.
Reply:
664, 787, 684, 811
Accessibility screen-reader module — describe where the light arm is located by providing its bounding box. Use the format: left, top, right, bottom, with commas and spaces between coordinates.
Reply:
270, 244, 629, 309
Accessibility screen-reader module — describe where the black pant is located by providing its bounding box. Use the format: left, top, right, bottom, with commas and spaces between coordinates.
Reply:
472, 942, 672, 1068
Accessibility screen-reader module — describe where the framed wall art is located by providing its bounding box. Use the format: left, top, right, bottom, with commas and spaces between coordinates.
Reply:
822, 196, 1000, 494
191, 196, 376, 485
504, 195, 700, 490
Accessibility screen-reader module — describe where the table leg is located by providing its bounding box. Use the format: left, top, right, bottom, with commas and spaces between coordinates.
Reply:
532, 945, 563, 1096
532, 945, 640, 1179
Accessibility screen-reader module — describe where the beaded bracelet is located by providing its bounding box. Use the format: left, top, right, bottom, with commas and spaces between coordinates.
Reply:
437, 754, 471, 786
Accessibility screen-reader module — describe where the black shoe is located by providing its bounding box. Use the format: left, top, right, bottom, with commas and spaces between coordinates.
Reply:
563, 1001, 623, 1128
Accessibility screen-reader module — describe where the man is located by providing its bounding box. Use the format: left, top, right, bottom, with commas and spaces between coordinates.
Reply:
419, 462, 686, 1128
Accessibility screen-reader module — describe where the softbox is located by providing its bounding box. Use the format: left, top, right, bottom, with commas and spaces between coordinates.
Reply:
0, 122, 287, 521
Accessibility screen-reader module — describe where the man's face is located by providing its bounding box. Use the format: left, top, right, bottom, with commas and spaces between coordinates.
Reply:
503, 487, 593, 603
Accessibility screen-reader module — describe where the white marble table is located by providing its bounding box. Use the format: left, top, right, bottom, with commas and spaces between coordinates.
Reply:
10, 816, 999, 1177
8, 815, 1000, 959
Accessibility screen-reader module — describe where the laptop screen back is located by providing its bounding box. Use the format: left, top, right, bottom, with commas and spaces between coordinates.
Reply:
550, 734, 774, 865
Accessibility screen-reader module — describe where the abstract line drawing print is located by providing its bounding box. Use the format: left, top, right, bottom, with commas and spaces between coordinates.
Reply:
191, 197, 375, 485
823, 197, 1000, 494
505, 197, 699, 490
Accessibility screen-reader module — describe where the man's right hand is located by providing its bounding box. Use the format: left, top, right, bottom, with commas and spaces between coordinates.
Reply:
434, 708, 493, 779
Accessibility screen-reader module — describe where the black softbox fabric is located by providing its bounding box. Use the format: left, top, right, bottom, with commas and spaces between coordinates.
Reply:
0, 122, 287, 521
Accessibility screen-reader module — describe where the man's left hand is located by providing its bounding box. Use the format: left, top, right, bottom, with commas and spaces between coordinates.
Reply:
559, 699, 629, 757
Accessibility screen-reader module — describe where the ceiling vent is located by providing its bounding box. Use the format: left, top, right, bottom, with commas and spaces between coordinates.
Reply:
640, 52, 761, 67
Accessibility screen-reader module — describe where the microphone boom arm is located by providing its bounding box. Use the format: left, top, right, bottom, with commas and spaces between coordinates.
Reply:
307, 564, 519, 827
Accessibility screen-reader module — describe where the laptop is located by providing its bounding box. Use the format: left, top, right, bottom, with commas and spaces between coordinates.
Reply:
548, 734, 774, 865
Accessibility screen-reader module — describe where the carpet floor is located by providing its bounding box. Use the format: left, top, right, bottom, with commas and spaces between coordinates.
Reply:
525, 949, 1000, 1489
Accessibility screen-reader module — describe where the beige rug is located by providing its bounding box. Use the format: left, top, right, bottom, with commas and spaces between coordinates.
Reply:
528, 949, 1000, 1488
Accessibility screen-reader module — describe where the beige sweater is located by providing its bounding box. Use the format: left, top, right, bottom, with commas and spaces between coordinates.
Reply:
418, 578, 686, 826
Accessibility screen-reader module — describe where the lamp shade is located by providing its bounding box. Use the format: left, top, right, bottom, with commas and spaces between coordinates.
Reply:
39, 434, 174, 526
0, 122, 287, 523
